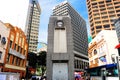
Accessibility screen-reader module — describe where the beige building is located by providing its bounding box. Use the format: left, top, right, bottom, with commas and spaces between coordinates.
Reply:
88, 30, 118, 68
87, 0, 120, 38
25, 0, 41, 53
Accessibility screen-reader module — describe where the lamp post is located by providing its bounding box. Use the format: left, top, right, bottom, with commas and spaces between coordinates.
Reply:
111, 54, 120, 79
116, 56, 120, 79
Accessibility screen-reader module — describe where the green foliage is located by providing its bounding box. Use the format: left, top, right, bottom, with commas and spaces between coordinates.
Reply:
27, 52, 37, 68
37, 51, 46, 66
36, 51, 47, 76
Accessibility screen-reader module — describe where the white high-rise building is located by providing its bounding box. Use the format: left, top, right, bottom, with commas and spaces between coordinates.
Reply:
25, 0, 41, 53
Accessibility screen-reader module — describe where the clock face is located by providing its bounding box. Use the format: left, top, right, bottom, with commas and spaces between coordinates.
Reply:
57, 21, 63, 27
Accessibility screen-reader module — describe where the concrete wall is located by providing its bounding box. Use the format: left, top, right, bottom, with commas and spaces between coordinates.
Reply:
47, 16, 74, 80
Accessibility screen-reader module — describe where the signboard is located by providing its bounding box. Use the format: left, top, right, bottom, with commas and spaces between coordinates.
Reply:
0, 75, 6, 80
0, 72, 20, 80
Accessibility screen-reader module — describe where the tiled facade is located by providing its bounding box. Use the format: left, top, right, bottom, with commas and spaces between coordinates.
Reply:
0, 22, 28, 78
87, 0, 120, 38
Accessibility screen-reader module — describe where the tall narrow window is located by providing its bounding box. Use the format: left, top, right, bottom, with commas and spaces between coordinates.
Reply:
12, 56, 15, 64
14, 44, 17, 50
0, 35, 1, 40
9, 40, 12, 48
0, 51, 2, 59
6, 53, 10, 63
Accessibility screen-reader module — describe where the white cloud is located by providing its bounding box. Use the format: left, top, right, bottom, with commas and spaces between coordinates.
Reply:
0, 0, 29, 31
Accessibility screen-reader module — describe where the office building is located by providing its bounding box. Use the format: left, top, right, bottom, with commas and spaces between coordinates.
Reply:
87, 0, 120, 38
0, 21, 28, 78
47, 1, 88, 80
114, 17, 120, 43
25, 0, 41, 53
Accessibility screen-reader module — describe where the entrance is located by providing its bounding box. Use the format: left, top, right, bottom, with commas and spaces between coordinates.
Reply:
52, 63, 68, 80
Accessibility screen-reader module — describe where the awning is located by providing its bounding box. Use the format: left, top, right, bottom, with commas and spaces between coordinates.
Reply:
115, 44, 120, 48
86, 63, 117, 70
106, 63, 117, 68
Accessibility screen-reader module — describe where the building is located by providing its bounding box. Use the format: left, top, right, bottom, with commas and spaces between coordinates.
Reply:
37, 42, 47, 52
47, 1, 88, 80
88, 30, 119, 68
0, 21, 10, 71
87, 0, 120, 38
0, 21, 28, 78
114, 17, 120, 43
25, 0, 41, 53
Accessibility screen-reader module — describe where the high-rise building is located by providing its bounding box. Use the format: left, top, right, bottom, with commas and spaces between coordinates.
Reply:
87, 0, 120, 38
115, 17, 120, 43
25, 0, 41, 53
47, 1, 88, 80
53, 1, 88, 57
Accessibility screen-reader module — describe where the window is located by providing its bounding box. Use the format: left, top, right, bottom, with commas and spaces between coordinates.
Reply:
24, 50, 26, 55
1, 37, 6, 45
14, 44, 17, 50
93, 49, 97, 55
0, 35, 1, 40
12, 56, 15, 64
6, 53, 10, 63
9, 40, 12, 48
0, 51, 2, 59
17, 46, 20, 52
20, 48, 23, 53
96, 26, 102, 29
104, 25, 110, 28
16, 57, 18, 65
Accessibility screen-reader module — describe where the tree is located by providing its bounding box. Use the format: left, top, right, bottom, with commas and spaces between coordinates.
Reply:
26, 52, 37, 79
37, 51, 46, 76
27, 52, 37, 68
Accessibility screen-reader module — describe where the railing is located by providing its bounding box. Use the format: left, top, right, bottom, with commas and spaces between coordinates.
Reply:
9, 48, 26, 59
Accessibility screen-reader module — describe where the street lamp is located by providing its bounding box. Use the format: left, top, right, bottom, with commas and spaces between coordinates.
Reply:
111, 54, 120, 79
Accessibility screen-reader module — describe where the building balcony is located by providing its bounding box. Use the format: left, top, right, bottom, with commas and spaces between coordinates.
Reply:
9, 48, 26, 59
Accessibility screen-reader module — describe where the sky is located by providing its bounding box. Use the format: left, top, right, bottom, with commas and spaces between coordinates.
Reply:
0, 0, 90, 44
0, 0, 29, 30
38, 0, 90, 43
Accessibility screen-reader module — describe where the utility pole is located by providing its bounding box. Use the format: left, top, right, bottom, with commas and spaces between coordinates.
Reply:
116, 56, 120, 79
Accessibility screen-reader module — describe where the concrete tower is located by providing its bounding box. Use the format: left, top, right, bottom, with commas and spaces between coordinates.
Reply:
47, 1, 88, 80
25, 0, 41, 53
87, 0, 120, 38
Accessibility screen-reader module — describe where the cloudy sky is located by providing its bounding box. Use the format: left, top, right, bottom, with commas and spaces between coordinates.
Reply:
0, 0, 89, 43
